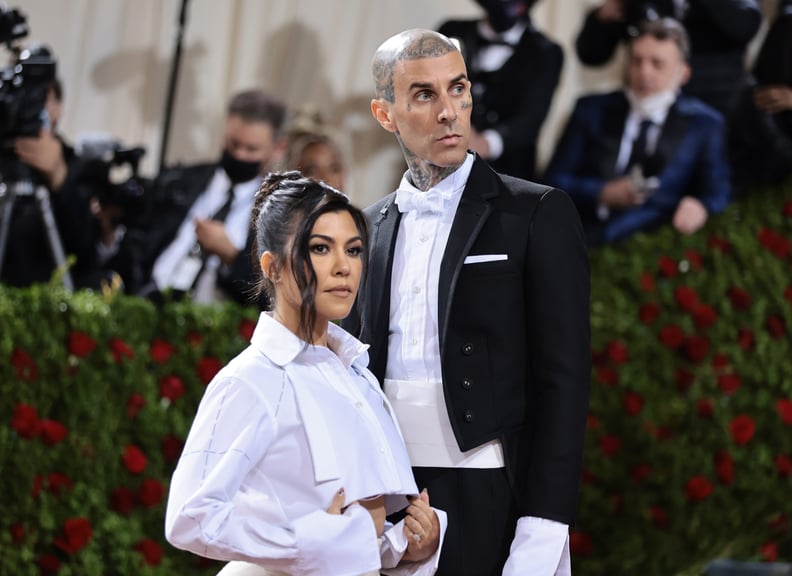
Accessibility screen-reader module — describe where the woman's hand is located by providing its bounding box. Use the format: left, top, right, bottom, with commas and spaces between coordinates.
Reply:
326, 487, 345, 514
402, 489, 440, 563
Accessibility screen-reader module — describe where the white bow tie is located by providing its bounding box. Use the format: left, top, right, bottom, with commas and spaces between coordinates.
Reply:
395, 187, 445, 214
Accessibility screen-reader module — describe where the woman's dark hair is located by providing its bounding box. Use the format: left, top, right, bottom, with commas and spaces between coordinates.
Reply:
250, 171, 368, 343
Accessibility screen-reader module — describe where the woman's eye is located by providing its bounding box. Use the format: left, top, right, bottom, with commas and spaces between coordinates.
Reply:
310, 244, 329, 254
347, 245, 363, 257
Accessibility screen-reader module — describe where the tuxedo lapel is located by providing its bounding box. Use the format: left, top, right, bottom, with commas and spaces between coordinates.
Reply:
366, 196, 400, 348
601, 95, 629, 175
438, 158, 496, 355
653, 101, 688, 175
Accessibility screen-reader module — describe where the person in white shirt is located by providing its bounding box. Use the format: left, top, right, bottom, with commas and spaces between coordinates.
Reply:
344, 29, 590, 576
165, 171, 445, 576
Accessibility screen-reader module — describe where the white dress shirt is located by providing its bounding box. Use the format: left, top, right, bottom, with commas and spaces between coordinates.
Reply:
166, 313, 446, 576
387, 153, 571, 575
151, 168, 259, 302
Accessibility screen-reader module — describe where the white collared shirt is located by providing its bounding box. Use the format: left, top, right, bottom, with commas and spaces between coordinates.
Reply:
614, 106, 670, 175
152, 168, 259, 299
166, 313, 445, 575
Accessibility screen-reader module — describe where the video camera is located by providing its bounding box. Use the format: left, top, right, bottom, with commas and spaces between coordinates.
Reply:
0, 3, 56, 140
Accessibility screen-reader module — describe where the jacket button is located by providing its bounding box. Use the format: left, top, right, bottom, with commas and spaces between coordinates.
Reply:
461, 343, 474, 356
461, 378, 473, 390
464, 410, 474, 423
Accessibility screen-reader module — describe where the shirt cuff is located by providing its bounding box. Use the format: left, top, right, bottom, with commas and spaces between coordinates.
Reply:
482, 129, 504, 161
502, 516, 570, 576
380, 507, 447, 576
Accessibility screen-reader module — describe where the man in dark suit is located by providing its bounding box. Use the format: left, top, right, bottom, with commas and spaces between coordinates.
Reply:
116, 89, 287, 306
345, 28, 590, 575
545, 17, 731, 246
437, 0, 562, 181
574, 0, 761, 119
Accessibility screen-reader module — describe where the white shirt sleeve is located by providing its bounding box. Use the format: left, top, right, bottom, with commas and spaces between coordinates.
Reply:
501, 516, 571, 576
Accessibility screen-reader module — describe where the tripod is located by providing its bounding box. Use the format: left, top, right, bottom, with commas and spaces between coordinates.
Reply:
0, 153, 74, 290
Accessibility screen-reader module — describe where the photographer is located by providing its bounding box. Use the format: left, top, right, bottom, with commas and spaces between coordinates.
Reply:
574, 0, 762, 118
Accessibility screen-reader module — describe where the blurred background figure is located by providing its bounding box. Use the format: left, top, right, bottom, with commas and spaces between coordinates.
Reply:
545, 18, 731, 246
437, 0, 563, 181
285, 105, 346, 191
574, 0, 762, 119
729, 0, 792, 193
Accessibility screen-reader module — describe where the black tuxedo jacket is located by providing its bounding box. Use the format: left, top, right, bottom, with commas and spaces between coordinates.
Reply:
437, 18, 563, 181
346, 156, 591, 525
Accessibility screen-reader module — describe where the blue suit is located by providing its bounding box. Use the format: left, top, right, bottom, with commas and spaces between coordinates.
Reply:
544, 91, 731, 244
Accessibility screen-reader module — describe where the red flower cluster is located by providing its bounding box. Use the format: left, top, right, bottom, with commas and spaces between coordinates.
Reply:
53, 517, 93, 555
10, 347, 38, 381
150, 339, 177, 364
68, 330, 97, 358
196, 356, 223, 385
122, 445, 148, 475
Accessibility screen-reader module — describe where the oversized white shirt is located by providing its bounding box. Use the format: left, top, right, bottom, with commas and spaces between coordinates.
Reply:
166, 313, 445, 575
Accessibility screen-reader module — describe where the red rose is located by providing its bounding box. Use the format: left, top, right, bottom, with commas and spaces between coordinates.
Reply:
47, 473, 73, 497
649, 505, 668, 529
38, 554, 61, 574
639, 302, 661, 325
138, 478, 165, 508
777, 399, 792, 425
569, 531, 593, 556
108, 338, 135, 363
187, 330, 203, 347
658, 256, 678, 278
684, 335, 710, 363
674, 286, 699, 312
122, 445, 148, 474
149, 339, 176, 364
685, 476, 714, 502
737, 327, 754, 350
159, 374, 186, 402
697, 398, 714, 418
162, 435, 184, 463
10, 347, 38, 381
730, 414, 756, 445
126, 393, 146, 419
727, 286, 752, 310
775, 454, 792, 477
596, 366, 619, 386
760, 542, 779, 562
768, 513, 788, 533
197, 356, 223, 385
11, 403, 41, 439
623, 391, 644, 416
684, 249, 703, 271
717, 373, 741, 396
605, 340, 629, 364
707, 235, 732, 253
714, 450, 734, 485
758, 227, 791, 258
68, 330, 97, 358
767, 315, 786, 340
640, 270, 656, 292
599, 435, 621, 457
9, 524, 26, 543
40, 419, 68, 445
135, 538, 164, 566
110, 487, 136, 515
238, 318, 256, 341
631, 464, 651, 484
675, 368, 695, 393
692, 304, 717, 330
711, 353, 730, 371
659, 324, 685, 349
53, 517, 93, 555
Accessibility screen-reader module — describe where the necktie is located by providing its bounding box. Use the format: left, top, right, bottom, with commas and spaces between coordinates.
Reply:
395, 187, 445, 214
626, 119, 653, 174
211, 185, 235, 222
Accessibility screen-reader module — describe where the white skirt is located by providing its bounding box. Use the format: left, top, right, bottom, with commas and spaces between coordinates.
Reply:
216, 562, 378, 576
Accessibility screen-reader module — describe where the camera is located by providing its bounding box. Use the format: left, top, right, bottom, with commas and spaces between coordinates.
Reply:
0, 4, 56, 140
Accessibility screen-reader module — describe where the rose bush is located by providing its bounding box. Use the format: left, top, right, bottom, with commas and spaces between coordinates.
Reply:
1, 183, 790, 575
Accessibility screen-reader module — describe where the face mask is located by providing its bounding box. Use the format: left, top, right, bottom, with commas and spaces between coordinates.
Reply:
475, 0, 528, 33
626, 88, 677, 117
220, 149, 261, 184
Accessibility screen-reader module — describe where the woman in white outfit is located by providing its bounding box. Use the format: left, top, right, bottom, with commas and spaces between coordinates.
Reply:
165, 172, 445, 576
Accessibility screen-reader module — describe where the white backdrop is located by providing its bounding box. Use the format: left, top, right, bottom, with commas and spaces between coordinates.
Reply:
10, 0, 776, 206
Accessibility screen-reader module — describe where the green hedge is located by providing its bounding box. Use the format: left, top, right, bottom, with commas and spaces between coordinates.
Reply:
1, 182, 791, 575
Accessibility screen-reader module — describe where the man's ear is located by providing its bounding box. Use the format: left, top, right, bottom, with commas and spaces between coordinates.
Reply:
371, 98, 397, 134
678, 63, 691, 87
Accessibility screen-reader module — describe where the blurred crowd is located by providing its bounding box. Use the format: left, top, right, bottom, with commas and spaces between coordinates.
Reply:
1, 0, 789, 308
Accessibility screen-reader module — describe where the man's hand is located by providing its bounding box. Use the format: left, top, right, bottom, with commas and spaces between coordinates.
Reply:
402, 489, 440, 563
596, 0, 625, 22
467, 128, 491, 159
599, 176, 646, 209
754, 85, 792, 114
672, 196, 708, 235
14, 127, 68, 190
194, 218, 238, 266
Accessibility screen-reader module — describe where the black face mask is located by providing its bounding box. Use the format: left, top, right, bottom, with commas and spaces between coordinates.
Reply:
220, 149, 261, 184
475, 0, 530, 32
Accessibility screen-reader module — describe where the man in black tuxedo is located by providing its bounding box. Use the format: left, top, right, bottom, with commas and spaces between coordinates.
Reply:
575, 0, 761, 119
437, 0, 562, 181
344, 28, 590, 576
116, 89, 287, 306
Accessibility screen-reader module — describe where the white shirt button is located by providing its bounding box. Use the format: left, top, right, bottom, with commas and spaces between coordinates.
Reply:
412, 285, 421, 295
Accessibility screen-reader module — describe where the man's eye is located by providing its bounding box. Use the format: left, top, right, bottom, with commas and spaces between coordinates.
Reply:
416, 91, 432, 101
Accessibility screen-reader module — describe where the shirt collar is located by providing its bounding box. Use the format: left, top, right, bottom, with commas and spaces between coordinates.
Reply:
396, 152, 475, 212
